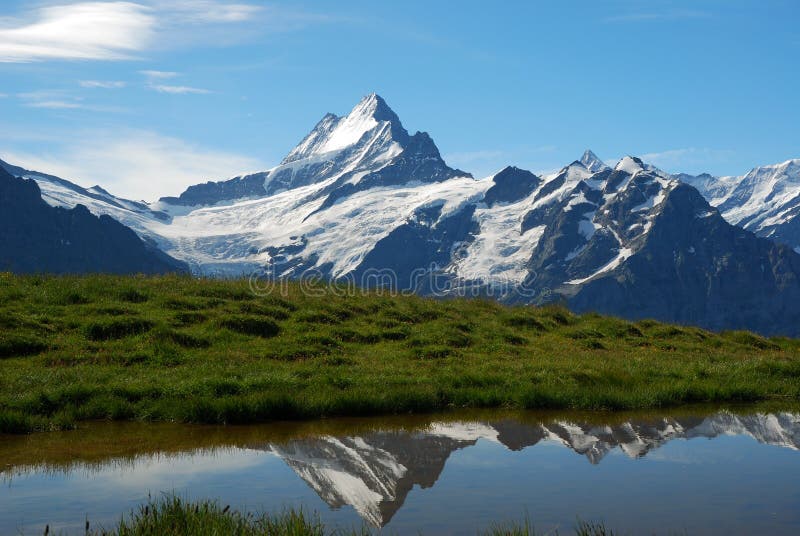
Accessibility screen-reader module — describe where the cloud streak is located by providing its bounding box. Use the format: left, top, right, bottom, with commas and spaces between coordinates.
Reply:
18, 90, 83, 109
79, 80, 127, 89
603, 9, 711, 23
16, 89, 128, 113
27, 100, 84, 109
150, 84, 211, 94
153, 1, 263, 24
139, 70, 179, 79
140, 71, 210, 94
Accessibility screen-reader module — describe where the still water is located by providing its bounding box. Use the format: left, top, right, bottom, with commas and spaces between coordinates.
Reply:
2, 407, 799, 535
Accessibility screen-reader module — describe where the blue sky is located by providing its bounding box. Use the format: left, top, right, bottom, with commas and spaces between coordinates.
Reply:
0, 0, 798, 200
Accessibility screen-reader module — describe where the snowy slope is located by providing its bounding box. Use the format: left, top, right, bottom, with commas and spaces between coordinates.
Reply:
155, 175, 485, 277
679, 159, 800, 252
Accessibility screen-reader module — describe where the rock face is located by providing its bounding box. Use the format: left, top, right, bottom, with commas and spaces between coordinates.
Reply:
483, 166, 542, 207
565, 183, 800, 335
0, 167, 187, 274
3, 94, 800, 336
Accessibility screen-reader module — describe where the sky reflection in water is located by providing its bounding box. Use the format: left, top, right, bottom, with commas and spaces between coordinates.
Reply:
2, 408, 799, 535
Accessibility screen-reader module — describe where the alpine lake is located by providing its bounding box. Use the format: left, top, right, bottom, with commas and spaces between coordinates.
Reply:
2, 406, 800, 535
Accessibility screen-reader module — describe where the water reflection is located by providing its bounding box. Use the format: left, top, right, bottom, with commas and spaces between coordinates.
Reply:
262, 412, 800, 526
1, 408, 799, 533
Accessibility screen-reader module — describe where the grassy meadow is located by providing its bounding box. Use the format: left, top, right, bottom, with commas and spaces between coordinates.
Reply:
1, 273, 799, 434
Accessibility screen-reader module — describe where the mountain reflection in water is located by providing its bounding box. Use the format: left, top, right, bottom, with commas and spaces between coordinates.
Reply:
1, 409, 799, 531
260, 412, 800, 527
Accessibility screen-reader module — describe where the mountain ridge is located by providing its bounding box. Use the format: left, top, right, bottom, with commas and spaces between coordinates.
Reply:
3, 94, 800, 335
0, 166, 188, 275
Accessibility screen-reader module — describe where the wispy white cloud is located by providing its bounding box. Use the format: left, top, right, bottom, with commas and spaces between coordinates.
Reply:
79, 80, 127, 89
140, 71, 210, 94
0, 93, 8, 98
139, 70, 179, 79
0, 2, 155, 62
0, 1, 338, 63
603, 9, 711, 23
150, 84, 211, 95
1, 129, 266, 200
153, 1, 263, 24
16, 89, 128, 113
18, 89, 83, 109
139, 70, 211, 95
148, 2, 341, 50
27, 100, 84, 109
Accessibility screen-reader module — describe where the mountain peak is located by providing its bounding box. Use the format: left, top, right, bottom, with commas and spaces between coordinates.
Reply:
281, 93, 409, 165
748, 158, 800, 178
89, 185, 111, 195
483, 165, 541, 206
356, 93, 395, 120
615, 155, 645, 175
580, 149, 609, 173
346, 93, 408, 143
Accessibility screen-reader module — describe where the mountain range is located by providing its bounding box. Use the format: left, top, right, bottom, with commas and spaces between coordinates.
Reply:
2, 93, 800, 335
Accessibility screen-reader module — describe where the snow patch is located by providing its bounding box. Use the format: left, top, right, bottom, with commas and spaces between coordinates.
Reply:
565, 247, 632, 285
577, 212, 597, 240
631, 190, 666, 212
454, 183, 546, 282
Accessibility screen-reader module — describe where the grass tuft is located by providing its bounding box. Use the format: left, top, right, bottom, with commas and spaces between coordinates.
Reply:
104, 495, 326, 536
85, 318, 154, 341
0, 333, 48, 358
220, 316, 280, 338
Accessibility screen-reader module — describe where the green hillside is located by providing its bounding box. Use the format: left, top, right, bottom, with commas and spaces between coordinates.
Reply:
1, 274, 799, 434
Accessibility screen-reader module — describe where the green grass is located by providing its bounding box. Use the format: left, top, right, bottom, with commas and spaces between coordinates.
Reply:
1, 273, 799, 434
86, 496, 335, 536
50, 495, 615, 535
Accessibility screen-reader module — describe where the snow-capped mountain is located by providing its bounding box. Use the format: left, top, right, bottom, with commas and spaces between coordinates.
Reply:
158, 93, 469, 208
579, 149, 609, 173
260, 411, 800, 527
678, 159, 800, 253
2, 93, 800, 335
